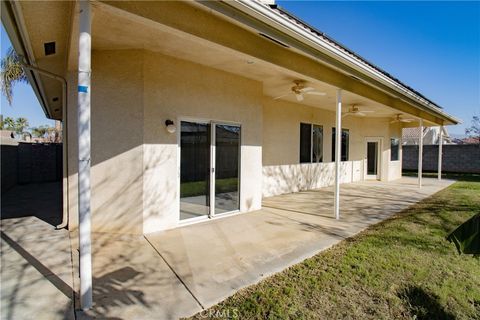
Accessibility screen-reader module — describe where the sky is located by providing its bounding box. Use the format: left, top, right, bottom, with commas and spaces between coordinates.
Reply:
0, 1, 479, 135
0, 25, 55, 128
277, 1, 480, 136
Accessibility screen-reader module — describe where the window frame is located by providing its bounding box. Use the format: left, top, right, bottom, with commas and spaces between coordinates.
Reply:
299, 122, 324, 163
390, 137, 400, 161
331, 127, 350, 162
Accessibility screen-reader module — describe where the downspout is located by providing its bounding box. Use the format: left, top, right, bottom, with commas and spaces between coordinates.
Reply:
20, 63, 69, 229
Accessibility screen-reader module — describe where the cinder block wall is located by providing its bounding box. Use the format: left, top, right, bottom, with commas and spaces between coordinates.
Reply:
1, 144, 18, 193
403, 144, 480, 173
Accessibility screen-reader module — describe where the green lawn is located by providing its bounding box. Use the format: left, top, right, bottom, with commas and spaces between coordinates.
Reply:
181, 178, 238, 198
189, 175, 480, 319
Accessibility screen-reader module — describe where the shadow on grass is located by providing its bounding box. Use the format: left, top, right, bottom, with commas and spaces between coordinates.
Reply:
398, 286, 455, 320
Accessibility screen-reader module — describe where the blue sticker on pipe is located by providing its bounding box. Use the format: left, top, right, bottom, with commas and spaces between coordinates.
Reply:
78, 85, 88, 93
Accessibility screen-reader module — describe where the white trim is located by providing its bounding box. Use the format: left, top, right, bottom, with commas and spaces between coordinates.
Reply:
364, 137, 383, 180
177, 117, 242, 225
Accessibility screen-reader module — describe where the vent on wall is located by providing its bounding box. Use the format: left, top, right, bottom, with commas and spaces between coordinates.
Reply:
44, 42, 56, 56
259, 33, 289, 48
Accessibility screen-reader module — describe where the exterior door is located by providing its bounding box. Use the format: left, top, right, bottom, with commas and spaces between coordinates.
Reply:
365, 138, 381, 180
180, 120, 240, 222
179, 121, 211, 221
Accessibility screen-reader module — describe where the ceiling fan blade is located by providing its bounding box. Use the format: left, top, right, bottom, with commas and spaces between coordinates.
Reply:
295, 93, 304, 101
306, 91, 327, 96
390, 119, 398, 123
356, 112, 366, 117
342, 113, 351, 118
400, 119, 413, 122
273, 93, 290, 100
300, 87, 315, 92
361, 110, 374, 113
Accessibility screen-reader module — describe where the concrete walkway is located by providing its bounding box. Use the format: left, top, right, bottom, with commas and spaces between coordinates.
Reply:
1, 182, 73, 320
1, 177, 454, 319
145, 177, 454, 316
0, 217, 75, 320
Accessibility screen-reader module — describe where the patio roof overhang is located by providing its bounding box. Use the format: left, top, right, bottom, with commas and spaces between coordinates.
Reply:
1, 0, 460, 126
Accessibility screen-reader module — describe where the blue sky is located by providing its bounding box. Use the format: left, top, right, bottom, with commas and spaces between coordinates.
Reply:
1, 1, 479, 135
1, 25, 55, 128
277, 1, 480, 135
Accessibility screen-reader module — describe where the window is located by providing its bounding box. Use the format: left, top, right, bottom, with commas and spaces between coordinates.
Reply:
300, 123, 323, 163
391, 138, 400, 161
331, 128, 349, 161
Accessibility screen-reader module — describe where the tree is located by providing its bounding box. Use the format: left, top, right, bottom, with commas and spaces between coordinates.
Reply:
0, 47, 27, 105
465, 115, 479, 139
31, 125, 49, 138
3, 116, 15, 130
15, 117, 29, 134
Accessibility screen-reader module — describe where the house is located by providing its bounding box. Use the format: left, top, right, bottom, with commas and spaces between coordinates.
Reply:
402, 126, 452, 145
2, 0, 460, 309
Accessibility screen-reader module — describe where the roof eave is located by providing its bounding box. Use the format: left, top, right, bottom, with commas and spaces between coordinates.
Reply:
1, 0, 52, 119
222, 0, 460, 125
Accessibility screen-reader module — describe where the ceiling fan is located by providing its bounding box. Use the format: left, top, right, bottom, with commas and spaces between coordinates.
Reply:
342, 105, 374, 117
390, 114, 415, 123
274, 80, 326, 102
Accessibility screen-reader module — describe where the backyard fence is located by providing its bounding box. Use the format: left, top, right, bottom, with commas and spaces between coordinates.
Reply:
402, 144, 480, 174
1, 142, 62, 193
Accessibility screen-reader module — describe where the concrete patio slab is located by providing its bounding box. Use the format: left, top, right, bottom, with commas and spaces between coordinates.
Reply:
70, 232, 202, 320
146, 177, 455, 314
0, 217, 75, 320
1, 177, 455, 319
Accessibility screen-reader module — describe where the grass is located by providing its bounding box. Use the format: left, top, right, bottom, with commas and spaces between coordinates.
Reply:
181, 178, 238, 198
402, 170, 480, 182
188, 174, 480, 320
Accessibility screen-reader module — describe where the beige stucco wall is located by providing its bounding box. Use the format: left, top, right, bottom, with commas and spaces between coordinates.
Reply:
65, 48, 402, 234
262, 99, 402, 197
67, 49, 263, 234
67, 50, 145, 234
142, 51, 263, 233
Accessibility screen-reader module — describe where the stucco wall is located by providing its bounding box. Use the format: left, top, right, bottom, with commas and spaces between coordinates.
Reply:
67, 49, 263, 234
262, 99, 402, 197
67, 50, 145, 234
142, 51, 263, 233
66, 48, 402, 233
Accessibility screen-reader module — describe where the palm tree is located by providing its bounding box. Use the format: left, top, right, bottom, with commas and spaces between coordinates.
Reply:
1, 47, 27, 105
31, 125, 49, 138
15, 117, 29, 134
3, 116, 15, 130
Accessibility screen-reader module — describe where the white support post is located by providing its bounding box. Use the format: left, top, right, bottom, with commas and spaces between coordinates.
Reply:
78, 0, 92, 310
334, 89, 342, 220
418, 119, 423, 188
438, 125, 443, 180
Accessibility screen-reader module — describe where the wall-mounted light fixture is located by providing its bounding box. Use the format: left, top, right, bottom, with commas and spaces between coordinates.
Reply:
165, 119, 176, 133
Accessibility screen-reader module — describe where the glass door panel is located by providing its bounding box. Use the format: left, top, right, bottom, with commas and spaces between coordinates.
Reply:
214, 124, 240, 214
367, 141, 378, 176
180, 121, 210, 220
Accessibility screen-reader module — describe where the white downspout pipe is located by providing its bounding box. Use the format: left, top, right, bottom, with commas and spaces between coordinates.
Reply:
19, 63, 69, 229
418, 119, 423, 188
78, 0, 92, 310
438, 125, 443, 180
334, 89, 342, 219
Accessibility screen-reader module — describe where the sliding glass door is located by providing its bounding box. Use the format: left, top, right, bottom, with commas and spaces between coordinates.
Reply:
180, 120, 240, 221
214, 124, 240, 214
180, 121, 211, 221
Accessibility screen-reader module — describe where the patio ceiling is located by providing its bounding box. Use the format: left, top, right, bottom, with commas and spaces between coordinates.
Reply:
88, 2, 411, 122
5, 0, 451, 126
